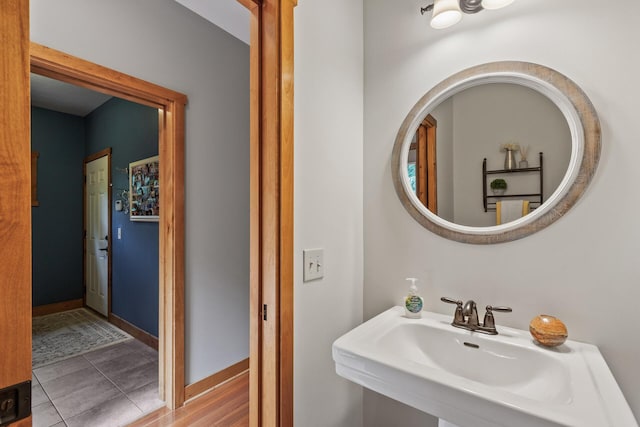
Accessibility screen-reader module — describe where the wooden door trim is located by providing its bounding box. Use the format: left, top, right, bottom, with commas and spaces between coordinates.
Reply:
422, 115, 437, 214
415, 115, 437, 213
0, 2, 32, 425
30, 43, 187, 409
30, 44, 187, 109
244, 0, 295, 425
415, 125, 427, 205
84, 147, 112, 163
237, 0, 260, 9
83, 148, 112, 316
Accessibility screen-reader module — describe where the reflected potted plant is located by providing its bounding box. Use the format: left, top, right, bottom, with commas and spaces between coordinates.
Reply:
490, 178, 507, 196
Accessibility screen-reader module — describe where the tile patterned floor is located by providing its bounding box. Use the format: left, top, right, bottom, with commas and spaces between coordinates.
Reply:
32, 339, 165, 427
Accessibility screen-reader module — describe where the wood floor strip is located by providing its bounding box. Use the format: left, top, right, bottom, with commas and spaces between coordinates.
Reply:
190, 388, 248, 427
167, 379, 246, 425
127, 407, 171, 426
128, 371, 249, 427
185, 358, 249, 401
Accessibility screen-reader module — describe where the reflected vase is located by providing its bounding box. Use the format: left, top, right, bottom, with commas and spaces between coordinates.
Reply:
504, 149, 516, 170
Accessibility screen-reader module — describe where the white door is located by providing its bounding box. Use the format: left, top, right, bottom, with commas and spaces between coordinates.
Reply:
85, 155, 109, 316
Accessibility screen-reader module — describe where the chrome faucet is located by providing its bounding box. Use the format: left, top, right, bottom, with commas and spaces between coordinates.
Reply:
441, 297, 512, 335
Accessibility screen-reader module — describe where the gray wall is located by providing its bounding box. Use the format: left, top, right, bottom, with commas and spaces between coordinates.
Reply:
364, 0, 640, 425
31, 107, 85, 307
294, 0, 364, 425
31, 0, 250, 384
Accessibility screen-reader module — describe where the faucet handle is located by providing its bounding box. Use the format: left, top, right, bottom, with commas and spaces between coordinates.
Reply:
487, 305, 512, 313
483, 305, 512, 330
440, 297, 462, 306
440, 297, 464, 324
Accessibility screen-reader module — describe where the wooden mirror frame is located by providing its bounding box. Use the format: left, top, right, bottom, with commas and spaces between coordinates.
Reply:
392, 62, 601, 244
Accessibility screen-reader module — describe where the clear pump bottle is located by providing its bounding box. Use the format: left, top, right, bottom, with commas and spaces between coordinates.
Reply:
404, 277, 424, 318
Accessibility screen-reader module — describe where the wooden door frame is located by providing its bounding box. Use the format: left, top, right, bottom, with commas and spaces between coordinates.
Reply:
240, 0, 296, 425
422, 115, 437, 213
3, 0, 295, 423
410, 115, 437, 213
30, 43, 187, 410
82, 148, 112, 317
0, 2, 32, 425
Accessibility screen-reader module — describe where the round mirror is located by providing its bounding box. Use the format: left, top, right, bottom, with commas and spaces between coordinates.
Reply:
392, 62, 601, 244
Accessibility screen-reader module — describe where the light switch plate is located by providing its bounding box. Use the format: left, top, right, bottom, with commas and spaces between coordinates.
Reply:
303, 248, 324, 282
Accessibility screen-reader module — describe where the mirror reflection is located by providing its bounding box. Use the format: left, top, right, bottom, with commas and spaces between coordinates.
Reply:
406, 83, 571, 227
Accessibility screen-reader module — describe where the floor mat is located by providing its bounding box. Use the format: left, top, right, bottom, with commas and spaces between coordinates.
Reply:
32, 308, 132, 369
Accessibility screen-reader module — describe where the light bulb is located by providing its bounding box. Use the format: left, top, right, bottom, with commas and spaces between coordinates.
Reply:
430, 0, 463, 29
481, 0, 515, 10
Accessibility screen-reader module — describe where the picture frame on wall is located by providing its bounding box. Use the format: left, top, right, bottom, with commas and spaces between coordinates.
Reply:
129, 155, 159, 222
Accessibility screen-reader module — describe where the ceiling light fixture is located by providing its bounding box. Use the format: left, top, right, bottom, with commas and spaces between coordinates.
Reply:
421, 0, 515, 29
429, 0, 463, 29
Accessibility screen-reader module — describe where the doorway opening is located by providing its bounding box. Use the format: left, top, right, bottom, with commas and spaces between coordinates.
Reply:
30, 42, 187, 410
30, 72, 169, 425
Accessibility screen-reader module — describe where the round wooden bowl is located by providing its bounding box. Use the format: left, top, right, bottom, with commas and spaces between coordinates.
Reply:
529, 315, 568, 347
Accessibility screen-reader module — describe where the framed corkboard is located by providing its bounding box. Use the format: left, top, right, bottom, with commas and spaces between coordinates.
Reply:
129, 155, 159, 221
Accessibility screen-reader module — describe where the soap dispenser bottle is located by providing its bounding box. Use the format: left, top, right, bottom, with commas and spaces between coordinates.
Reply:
404, 277, 424, 318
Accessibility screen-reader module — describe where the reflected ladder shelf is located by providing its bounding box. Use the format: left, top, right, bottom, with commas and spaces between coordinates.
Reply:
483, 152, 543, 212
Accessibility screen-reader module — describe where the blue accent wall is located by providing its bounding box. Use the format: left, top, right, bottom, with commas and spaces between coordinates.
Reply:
85, 98, 159, 337
31, 107, 86, 306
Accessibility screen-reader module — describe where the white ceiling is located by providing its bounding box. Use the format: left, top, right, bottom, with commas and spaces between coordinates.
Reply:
31, 73, 112, 117
30, 1, 247, 116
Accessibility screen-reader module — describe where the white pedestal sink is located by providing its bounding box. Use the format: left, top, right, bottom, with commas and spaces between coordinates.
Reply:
332, 306, 638, 427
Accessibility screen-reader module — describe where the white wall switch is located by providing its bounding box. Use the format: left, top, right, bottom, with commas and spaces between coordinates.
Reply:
117, 227, 122, 240
303, 248, 324, 282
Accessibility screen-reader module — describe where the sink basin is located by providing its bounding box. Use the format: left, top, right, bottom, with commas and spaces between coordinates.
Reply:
332, 306, 637, 427
376, 322, 572, 405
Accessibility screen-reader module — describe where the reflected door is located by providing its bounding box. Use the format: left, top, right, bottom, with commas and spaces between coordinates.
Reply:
85, 154, 109, 316
408, 114, 438, 213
